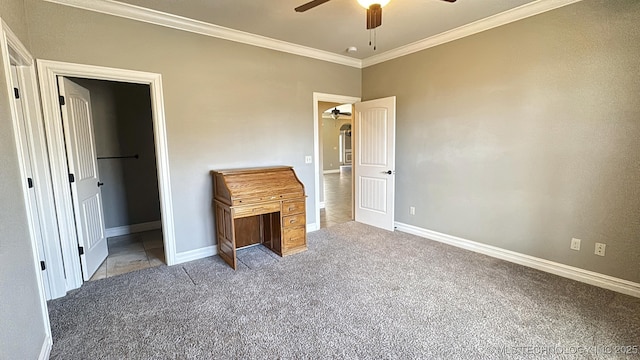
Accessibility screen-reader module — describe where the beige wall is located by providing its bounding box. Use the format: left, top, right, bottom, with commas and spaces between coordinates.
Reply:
317, 101, 341, 204
322, 116, 351, 171
320, 114, 350, 204
363, 0, 640, 282
25, 0, 361, 253
0, 0, 29, 45
0, 0, 49, 358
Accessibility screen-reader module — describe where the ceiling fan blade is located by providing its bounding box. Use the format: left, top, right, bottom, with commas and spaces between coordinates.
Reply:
295, 0, 332, 12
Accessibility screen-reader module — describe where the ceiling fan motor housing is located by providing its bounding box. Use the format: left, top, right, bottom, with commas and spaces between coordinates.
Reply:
294, 0, 457, 48
366, 4, 382, 29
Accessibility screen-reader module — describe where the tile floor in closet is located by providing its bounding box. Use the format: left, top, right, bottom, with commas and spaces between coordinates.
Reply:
89, 229, 165, 281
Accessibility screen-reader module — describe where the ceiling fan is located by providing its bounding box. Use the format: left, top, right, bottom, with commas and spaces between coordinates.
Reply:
295, 0, 457, 50
330, 107, 351, 119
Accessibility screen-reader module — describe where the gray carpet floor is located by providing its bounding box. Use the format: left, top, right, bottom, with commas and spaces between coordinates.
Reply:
48, 222, 640, 359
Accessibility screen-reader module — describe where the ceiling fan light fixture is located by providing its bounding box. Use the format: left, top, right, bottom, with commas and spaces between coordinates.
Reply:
357, 0, 390, 9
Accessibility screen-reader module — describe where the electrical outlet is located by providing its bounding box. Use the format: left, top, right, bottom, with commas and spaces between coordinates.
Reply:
570, 238, 581, 251
305, 155, 312, 164
409, 206, 415, 215
595, 243, 606, 256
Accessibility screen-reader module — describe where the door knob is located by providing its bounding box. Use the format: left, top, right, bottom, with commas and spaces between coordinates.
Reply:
97, 181, 104, 187
381, 170, 393, 175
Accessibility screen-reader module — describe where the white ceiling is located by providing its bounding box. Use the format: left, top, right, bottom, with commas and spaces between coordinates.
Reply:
114, 0, 539, 60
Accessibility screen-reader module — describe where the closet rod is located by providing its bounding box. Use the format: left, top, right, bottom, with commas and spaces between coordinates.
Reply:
97, 154, 139, 160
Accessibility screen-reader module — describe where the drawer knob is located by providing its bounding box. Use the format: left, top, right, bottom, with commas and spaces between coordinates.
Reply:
289, 219, 296, 223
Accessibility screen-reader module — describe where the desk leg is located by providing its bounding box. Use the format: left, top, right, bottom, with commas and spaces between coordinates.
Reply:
215, 203, 236, 269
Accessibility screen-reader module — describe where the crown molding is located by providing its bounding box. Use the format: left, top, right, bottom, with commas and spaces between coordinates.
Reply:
362, 0, 584, 68
44, 0, 584, 70
43, 0, 363, 68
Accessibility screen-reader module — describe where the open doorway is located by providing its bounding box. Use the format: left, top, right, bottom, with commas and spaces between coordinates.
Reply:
312, 93, 360, 230
64, 78, 165, 281
319, 103, 353, 228
37, 60, 176, 297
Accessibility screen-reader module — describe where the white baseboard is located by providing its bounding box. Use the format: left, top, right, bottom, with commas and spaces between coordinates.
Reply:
323, 169, 340, 174
174, 245, 217, 265
319, 201, 326, 209
38, 336, 52, 360
395, 222, 640, 298
106, 220, 162, 238
173, 223, 319, 264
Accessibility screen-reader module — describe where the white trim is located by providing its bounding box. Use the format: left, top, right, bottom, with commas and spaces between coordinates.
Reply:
38, 337, 52, 360
43, 0, 361, 68
36, 60, 177, 293
105, 220, 162, 238
174, 245, 217, 265
313, 93, 361, 235
307, 223, 319, 232
4, 25, 31, 66
323, 169, 340, 174
44, 0, 584, 69
0, 18, 54, 342
319, 201, 326, 209
16, 62, 67, 299
395, 222, 640, 298
362, 0, 584, 67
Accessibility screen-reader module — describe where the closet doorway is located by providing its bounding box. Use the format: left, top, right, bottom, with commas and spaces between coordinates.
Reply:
37, 60, 176, 297
64, 77, 165, 281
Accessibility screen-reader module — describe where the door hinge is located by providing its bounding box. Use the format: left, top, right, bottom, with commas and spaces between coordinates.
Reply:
14, 87, 19, 99
40, 261, 46, 271
27, 177, 34, 188
69, 173, 75, 183
59, 95, 65, 106
78, 246, 84, 255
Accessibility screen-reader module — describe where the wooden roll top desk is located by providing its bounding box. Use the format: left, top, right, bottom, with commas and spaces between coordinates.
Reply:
211, 166, 307, 269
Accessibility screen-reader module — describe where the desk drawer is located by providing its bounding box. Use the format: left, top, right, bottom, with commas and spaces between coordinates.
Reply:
283, 227, 306, 248
282, 213, 305, 228
282, 199, 305, 216
233, 202, 280, 218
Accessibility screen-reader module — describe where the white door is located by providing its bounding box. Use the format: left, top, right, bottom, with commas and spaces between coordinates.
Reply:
354, 96, 396, 231
10, 65, 51, 298
58, 77, 108, 281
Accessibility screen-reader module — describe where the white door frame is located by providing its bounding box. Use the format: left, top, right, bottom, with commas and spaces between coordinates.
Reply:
0, 18, 53, 355
312, 92, 360, 231
37, 60, 177, 291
